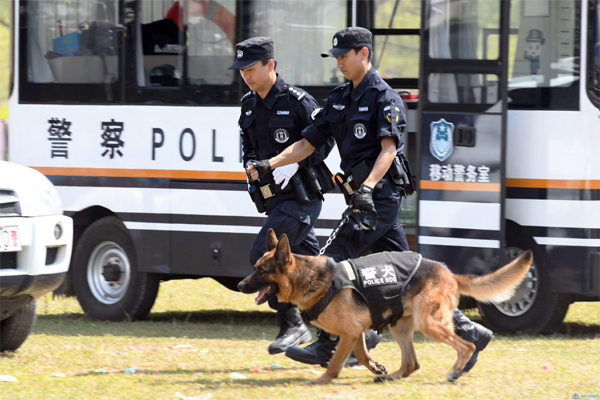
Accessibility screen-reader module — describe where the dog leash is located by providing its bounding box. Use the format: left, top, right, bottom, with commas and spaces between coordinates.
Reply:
318, 207, 378, 256
319, 209, 351, 256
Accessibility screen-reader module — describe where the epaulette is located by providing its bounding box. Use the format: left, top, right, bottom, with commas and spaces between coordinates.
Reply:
285, 85, 307, 101
330, 81, 350, 94
240, 91, 255, 103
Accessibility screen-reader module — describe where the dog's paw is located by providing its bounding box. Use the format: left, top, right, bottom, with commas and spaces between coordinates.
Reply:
374, 374, 393, 384
372, 361, 387, 375
305, 377, 331, 385
446, 370, 463, 383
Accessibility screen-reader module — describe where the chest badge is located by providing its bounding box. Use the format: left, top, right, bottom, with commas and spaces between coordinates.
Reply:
332, 104, 345, 111
354, 123, 367, 139
245, 110, 252, 116
274, 128, 290, 144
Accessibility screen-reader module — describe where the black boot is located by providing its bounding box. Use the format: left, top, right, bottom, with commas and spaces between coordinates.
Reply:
268, 307, 312, 355
453, 309, 493, 373
285, 329, 382, 367
284, 329, 338, 365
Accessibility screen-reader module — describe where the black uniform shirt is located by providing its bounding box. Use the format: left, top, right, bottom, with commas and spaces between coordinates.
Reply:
302, 67, 407, 175
239, 74, 334, 187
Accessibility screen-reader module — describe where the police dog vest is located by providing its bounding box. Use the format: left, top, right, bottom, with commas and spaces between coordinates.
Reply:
302, 252, 422, 333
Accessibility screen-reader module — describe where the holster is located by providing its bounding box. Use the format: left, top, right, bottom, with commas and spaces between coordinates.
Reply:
388, 154, 415, 197
248, 180, 266, 213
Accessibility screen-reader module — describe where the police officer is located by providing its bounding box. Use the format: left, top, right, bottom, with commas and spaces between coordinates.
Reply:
230, 37, 335, 355
248, 27, 493, 373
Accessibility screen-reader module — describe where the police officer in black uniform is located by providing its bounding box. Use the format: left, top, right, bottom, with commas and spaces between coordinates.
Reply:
230, 37, 335, 355
248, 28, 493, 374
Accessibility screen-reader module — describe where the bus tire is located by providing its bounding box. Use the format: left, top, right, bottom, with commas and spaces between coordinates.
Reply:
72, 216, 159, 321
478, 223, 571, 335
1, 300, 37, 352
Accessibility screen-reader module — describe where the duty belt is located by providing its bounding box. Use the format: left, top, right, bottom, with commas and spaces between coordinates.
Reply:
260, 182, 277, 199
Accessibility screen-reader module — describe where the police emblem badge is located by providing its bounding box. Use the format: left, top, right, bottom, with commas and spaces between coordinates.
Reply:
333, 37, 338, 47
274, 128, 290, 143
430, 118, 454, 161
354, 123, 367, 139
237, 50, 243, 58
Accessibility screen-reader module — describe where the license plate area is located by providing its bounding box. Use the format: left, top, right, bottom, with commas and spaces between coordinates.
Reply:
1, 226, 22, 252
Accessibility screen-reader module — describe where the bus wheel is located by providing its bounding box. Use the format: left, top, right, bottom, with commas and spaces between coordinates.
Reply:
72, 216, 159, 321
478, 224, 571, 335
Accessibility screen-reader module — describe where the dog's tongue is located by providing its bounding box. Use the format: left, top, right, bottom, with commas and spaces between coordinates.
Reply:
255, 287, 269, 305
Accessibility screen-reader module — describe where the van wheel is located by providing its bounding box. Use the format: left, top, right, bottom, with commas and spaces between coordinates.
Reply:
72, 216, 159, 321
478, 223, 571, 335
1, 300, 37, 352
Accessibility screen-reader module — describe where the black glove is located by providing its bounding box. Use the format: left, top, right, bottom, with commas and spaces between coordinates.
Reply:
249, 160, 272, 178
350, 184, 375, 213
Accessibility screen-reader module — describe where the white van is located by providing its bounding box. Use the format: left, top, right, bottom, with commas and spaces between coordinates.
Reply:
0, 161, 73, 351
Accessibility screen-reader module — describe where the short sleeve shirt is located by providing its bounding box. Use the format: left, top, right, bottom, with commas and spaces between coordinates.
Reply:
302, 67, 406, 174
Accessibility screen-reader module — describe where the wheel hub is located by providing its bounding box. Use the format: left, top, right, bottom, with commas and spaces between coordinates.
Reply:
101, 263, 122, 282
87, 241, 131, 305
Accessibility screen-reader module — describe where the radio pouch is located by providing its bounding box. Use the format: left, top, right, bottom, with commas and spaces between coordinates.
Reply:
399, 154, 416, 196
316, 162, 336, 194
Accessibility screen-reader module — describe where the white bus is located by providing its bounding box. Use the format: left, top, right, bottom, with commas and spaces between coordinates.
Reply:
7, 0, 599, 334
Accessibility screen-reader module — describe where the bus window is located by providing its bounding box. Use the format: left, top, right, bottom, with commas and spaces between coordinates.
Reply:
373, 0, 421, 82
588, 0, 600, 108
428, 73, 499, 104
26, 0, 120, 85
507, 0, 580, 110
425, 0, 501, 105
244, 0, 346, 86
136, 0, 185, 87
187, 0, 236, 86
428, 0, 500, 61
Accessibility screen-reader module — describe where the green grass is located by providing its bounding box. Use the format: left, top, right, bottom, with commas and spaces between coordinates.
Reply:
1, 278, 599, 399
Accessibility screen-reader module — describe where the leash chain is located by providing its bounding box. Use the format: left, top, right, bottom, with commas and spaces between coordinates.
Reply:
318, 211, 350, 256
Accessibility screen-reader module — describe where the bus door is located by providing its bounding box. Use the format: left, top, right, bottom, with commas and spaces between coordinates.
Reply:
417, 0, 510, 274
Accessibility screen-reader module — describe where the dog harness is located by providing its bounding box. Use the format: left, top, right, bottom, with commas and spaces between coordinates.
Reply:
302, 252, 422, 333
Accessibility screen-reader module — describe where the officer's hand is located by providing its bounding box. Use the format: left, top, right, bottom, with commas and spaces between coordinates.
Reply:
246, 166, 259, 182
272, 163, 299, 189
350, 184, 376, 213
248, 160, 271, 179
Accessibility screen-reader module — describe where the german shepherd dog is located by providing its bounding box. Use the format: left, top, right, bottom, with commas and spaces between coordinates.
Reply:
238, 229, 533, 385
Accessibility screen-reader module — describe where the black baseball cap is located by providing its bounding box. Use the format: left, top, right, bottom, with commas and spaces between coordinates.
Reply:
228, 37, 275, 70
321, 27, 372, 58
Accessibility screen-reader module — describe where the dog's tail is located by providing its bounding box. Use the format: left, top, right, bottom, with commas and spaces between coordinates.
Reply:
454, 250, 533, 303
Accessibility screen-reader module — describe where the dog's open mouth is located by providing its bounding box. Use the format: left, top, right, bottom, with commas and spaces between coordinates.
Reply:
255, 285, 278, 305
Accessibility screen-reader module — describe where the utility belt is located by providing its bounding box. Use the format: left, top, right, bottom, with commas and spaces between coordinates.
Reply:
335, 154, 415, 204
248, 163, 335, 214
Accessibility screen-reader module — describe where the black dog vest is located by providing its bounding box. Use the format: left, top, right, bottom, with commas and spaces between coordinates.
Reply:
302, 252, 422, 333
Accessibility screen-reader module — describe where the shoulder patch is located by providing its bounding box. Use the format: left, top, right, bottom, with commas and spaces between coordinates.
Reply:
240, 91, 255, 103
287, 85, 307, 101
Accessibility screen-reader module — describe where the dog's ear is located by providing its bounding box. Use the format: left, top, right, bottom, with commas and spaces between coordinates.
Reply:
266, 228, 278, 252
275, 233, 291, 264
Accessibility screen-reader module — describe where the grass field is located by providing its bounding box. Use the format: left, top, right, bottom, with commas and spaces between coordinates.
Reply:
1, 278, 599, 400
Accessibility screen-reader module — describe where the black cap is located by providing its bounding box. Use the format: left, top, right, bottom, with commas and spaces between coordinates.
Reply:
321, 27, 372, 58
228, 37, 274, 70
